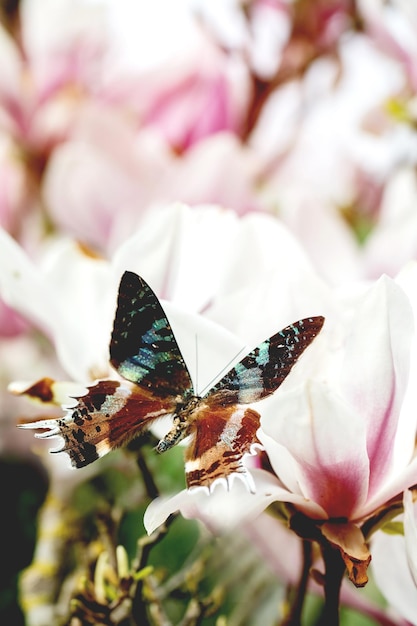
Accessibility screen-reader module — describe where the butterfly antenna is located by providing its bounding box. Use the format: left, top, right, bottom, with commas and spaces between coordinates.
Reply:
199, 346, 246, 397
195, 333, 199, 394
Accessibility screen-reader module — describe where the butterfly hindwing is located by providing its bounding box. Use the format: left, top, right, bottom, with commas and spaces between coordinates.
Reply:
110, 271, 194, 398
185, 404, 260, 492
206, 316, 325, 405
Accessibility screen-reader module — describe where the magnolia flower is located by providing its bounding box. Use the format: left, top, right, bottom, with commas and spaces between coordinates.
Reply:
144, 269, 417, 589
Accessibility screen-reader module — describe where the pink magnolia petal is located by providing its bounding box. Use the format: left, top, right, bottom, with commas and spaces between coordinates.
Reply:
138, 48, 249, 150
162, 133, 264, 215
359, 455, 417, 520
0, 298, 28, 337
0, 26, 23, 131
341, 275, 413, 496
10, 378, 86, 406
260, 381, 370, 519
215, 212, 313, 297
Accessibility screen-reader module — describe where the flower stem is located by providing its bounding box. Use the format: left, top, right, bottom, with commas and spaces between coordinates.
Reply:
280, 540, 312, 626
316, 543, 345, 626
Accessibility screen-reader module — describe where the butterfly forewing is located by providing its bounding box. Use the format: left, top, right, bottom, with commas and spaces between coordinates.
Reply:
110, 271, 194, 398
206, 316, 325, 405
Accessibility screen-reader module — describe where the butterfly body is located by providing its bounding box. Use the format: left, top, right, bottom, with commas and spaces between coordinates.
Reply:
22, 271, 325, 492
155, 394, 201, 452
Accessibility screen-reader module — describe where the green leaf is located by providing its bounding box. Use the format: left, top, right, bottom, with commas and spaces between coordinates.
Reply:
381, 521, 404, 536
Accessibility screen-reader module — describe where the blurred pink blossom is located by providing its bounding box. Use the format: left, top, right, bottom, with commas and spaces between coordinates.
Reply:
0, 0, 109, 149
129, 35, 251, 152
358, 0, 417, 90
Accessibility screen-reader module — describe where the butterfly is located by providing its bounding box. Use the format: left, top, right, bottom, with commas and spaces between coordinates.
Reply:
22, 271, 324, 492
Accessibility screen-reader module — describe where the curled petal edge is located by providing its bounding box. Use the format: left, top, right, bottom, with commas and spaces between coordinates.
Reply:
144, 468, 327, 535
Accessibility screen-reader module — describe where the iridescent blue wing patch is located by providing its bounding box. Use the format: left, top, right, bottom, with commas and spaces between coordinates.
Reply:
205, 317, 325, 405
110, 271, 194, 398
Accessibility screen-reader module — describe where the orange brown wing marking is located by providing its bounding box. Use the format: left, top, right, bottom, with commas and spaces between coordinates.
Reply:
185, 405, 261, 492
23, 380, 176, 468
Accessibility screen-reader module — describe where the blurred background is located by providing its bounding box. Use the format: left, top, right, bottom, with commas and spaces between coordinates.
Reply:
1, 1, 417, 624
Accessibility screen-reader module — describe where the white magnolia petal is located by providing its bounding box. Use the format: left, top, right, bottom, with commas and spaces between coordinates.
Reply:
113, 202, 240, 312
144, 469, 325, 535
0, 228, 59, 334
403, 490, 417, 587
41, 239, 115, 380
149, 303, 244, 396
393, 262, 417, 470
372, 529, 417, 624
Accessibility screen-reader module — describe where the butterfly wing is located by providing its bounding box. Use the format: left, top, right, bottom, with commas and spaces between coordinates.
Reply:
21, 271, 193, 468
185, 404, 260, 492
110, 271, 194, 398
21, 380, 178, 468
184, 316, 324, 490
206, 316, 325, 405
